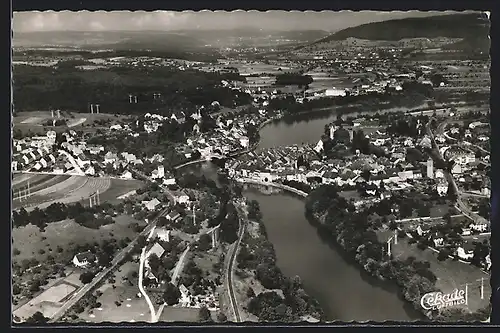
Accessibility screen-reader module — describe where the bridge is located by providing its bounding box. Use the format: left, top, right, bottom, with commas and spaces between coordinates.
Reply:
236, 177, 308, 197
173, 153, 227, 170
173, 143, 260, 170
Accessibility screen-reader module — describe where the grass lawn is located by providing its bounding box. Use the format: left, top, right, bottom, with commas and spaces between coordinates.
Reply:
12, 174, 58, 192
192, 248, 224, 282
12, 215, 146, 265
13, 176, 89, 211
159, 306, 203, 322
429, 204, 458, 218
14, 111, 130, 132
99, 179, 145, 205
390, 237, 491, 313
79, 262, 150, 323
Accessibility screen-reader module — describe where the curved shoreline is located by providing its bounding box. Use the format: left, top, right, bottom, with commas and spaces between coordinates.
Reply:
240, 180, 431, 321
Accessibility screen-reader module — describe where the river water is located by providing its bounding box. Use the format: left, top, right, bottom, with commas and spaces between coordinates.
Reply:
258, 104, 427, 149
181, 109, 425, 321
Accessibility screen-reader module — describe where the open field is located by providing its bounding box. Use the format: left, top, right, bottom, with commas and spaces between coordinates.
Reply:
96, 178, 145, 205
13, 271, 83, 321
13, 175, 89, 210
389, 238, 491, 314
429, 204, 458, 218
192, 249, 224, 282
12, 173, 36, 186
13, 175, 72, 200
77, 261, 150, 323
14, 111, 131, 135
159, 306, 203, 322
17, 177, 110, 211
12, 215, 147, 264
12, 174, 69, 192
307, 76, 354, 91
13, 175, 144, 211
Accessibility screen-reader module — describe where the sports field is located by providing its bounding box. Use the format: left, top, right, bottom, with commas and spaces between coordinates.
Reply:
12, 174, 144, 211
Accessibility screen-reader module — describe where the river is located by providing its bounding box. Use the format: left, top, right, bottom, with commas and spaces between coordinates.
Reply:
257, 104, 429, 149
180, 109, 426, 321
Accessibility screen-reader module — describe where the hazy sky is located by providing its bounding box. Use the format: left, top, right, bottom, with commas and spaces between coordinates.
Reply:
13, 10, 462, 33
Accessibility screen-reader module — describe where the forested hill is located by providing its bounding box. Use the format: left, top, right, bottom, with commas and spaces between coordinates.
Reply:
311, 12, 489, 45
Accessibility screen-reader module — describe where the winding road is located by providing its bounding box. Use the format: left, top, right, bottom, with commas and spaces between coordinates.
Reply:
139, 247, 157, 323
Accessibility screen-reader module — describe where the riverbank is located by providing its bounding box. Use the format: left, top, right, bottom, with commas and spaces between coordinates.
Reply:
234, 198, 325, 322
302, 185, 490, 322
239, 180, 489, 322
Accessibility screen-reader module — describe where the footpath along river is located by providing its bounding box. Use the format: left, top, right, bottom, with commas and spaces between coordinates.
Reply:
181, 109, 426, 321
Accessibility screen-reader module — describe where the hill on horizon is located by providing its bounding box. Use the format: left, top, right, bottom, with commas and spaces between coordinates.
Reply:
13, 28, 331, 51
302, 12, 490, 52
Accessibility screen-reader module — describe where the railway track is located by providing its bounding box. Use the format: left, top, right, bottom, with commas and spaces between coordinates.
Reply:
226, 204, 245, 323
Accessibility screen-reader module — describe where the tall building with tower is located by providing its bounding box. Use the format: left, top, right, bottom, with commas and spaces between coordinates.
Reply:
427, 157, 434, 179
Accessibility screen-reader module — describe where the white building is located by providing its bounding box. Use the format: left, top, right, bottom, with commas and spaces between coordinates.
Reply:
437, 182, 448, 196
457, 245, 474, 261
145, 198, 161, 211
325, 88, 346, 97
72, 251, 98, 268
121, 171, 133, 179
427, 158, 434, 179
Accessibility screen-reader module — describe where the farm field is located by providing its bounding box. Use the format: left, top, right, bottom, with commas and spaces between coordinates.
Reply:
12, 174, 71, 192
12, 174, 144, 211
12, 215, 147, 264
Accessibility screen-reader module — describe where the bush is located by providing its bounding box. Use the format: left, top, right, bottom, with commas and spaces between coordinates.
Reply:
417, 241, 427, 251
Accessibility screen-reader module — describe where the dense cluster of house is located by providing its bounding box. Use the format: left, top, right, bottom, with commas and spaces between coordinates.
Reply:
228, 123, 454, 199
12, 131, 56, 172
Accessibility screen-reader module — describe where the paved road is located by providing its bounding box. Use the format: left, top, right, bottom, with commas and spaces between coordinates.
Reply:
58, 150, 85, 175
171, 246, 191, 286
225, 204, 246, 322
139, 247, 157, 323
49, 206, 169, 323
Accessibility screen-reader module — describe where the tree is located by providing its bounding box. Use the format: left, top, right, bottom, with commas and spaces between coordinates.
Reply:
437, 249, 449, 261
148, 253, 161, 275
256, 263, 283, 289
137, 235, 147, 248
219, 206, 239, 244
216, 312, 228, 322
246, 286, 256, 298
80, 271, 96, 284
25, 311, 49, 324
163, 283, 181, 306
197, 234, 212, 251
198, 305, 212, 322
